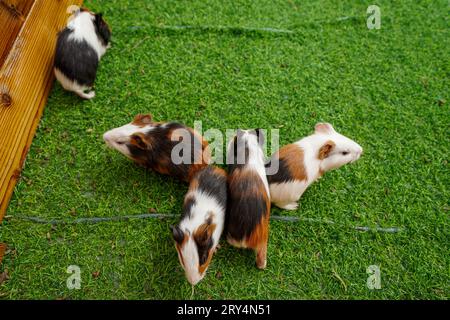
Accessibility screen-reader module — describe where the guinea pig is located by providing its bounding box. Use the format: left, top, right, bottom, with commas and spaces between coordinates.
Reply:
225, 129, 271, 269
54, 7, 111, 99
266, 122, 363, 210
171, 165, 227, 285
103, 114, 211, 182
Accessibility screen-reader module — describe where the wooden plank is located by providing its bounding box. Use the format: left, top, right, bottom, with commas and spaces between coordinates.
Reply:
0, 243, 5, 265
0, 0, 83, 221
2, 0, 35, 13
0, 0, 35, 67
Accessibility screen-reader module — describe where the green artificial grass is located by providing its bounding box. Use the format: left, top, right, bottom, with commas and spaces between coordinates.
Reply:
0, 0, 448, 299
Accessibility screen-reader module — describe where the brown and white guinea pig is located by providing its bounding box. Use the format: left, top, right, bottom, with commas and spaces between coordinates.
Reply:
103, 114, 211, 182
54, 7, 111, 99
171, 165, 227, 285
225, 129, 271, 269
266, 122, 363, 210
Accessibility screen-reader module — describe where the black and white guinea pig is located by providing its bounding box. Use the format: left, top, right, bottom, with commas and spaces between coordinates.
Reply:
103, 114, 211, 182
225, 129, 271, 269
266, 122, 363, 210
171, 165, 227, 285
54, 8, 111, 99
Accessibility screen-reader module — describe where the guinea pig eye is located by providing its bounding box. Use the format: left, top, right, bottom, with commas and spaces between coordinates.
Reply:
342, 151, 349, 156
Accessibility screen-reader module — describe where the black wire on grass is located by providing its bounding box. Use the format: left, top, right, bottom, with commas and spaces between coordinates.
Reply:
121, 18, 366, 49
120, 18, 367, 49
126, 25, 294, 34
6, 214, 403, 233
270, 216, 403, 233
157, 25, 295, 34
124, 16, 365, 35
7, 214, 178, 225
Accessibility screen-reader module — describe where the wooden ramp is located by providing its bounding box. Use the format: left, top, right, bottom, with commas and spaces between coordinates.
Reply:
0, 0, 83, 222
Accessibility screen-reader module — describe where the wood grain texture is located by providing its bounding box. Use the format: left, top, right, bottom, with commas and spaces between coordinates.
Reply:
0, 0, 35, 67
0, 0, 83, 221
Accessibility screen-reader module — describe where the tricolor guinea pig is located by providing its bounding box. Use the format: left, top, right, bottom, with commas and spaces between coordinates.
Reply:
54, 8, 111, 99
266, 122, 363, 210
171, 165, 227, 285
225, 129, 271, 269
103, 114, 211, 182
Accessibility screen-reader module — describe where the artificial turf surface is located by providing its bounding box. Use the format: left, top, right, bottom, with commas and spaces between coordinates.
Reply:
0, 0, 448, 299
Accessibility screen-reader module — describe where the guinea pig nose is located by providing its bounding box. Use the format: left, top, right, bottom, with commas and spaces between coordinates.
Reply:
103, 134, 115, 148
103, 132, 111, 143
188, 276, 201, 286
186, 271, 204, 285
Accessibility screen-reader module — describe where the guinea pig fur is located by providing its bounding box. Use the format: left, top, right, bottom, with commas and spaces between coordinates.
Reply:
54, 8, 111, 99
225, 129, 271, 269
266, 122, 363, 210
103, 114, 211, 182
171, 165, 227, 285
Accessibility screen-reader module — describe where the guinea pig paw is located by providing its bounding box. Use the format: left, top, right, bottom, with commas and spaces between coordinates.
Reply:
277, 202, 298, 211
77, 90, 95, 100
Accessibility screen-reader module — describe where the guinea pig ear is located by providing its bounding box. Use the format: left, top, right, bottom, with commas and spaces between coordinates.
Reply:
132, 114, 153, 126
130, 132, 150, 150
318, 140, 336, 160
170, 225, 185, 244
315, 123, 335, 134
